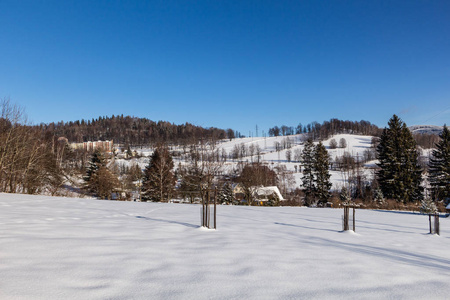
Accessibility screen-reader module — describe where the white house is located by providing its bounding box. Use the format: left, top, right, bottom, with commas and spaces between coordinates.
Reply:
251, 186, 284, 204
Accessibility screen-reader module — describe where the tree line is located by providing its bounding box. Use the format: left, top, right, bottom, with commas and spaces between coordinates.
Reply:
0, 99, 67, 194
268, 119, 382, 140
268, 118, 441, 149
37, 114, 235, 146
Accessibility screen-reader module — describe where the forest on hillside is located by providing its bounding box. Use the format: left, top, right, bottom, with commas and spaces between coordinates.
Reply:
37, 115, 235, 146
268, 119, 441, 149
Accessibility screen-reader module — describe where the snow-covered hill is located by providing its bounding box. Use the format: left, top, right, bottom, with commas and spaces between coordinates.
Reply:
409, 125, 443, 135
120, 133, 378, 192
1, 193, 449, 299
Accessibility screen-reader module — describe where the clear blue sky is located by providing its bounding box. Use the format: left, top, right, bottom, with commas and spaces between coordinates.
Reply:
1, 1, 449, 136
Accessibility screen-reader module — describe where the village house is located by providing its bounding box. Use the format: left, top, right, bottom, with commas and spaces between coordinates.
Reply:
232, 183, 284, 206
232, 183, 246, 202
250, 186, 284, 205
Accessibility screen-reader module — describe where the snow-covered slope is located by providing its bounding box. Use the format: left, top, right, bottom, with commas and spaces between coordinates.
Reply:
1, 193, 449, 299
409, 125, 443, 135
118, 133, 377, 192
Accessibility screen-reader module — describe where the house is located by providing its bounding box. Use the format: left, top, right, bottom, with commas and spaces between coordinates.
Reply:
232, 183, 246, 202
250, 186, 284, 205
231, 184, 284, 206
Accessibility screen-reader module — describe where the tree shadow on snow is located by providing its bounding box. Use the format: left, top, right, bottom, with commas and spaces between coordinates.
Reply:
274, 222, 337, 233
135, 216, 199, 228
306, 236, 450, 272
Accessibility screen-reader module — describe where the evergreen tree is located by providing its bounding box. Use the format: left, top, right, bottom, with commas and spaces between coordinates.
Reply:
420, 197, 437, 214
93, 167, 120, 199
83, 149, 107, 195
83, 149, 107, 184
142, 144, 175, 202
374, 188, 385, 206
313, 142, 332, 205
218, 182, 234, 204
376, 115, 423, 203
301, 139, 316, 205
339, 186, 351, 203
83, 149, 118, 199
428, 125, 450, 202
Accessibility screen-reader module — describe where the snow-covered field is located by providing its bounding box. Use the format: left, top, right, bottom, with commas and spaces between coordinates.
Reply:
1, 193, 449, 299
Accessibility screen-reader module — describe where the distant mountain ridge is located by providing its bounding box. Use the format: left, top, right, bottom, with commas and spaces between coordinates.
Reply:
409, 125, 443, 135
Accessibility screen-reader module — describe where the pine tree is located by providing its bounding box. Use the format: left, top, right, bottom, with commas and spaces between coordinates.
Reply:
83, 149, 106, 182
83, 149, 107, 195
301, 139, 316, 205
376, 115, 423, 203
374, 188, 385, 206
83, 149, 118, 199
218, 182, 234, 204
93, 167, 120, 199
420, 197, 437, 214
428, 125, 450, 202
340, 186, 351, 203
142, 144, 175, 202
313, 142, 332, 205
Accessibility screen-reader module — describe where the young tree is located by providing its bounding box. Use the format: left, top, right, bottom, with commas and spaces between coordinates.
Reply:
313, 142, 332, 205
339, 138, 347, 149
294, 148, 302, 162
249, 144, 255, 162
376, 115, 423, 203
420, 197, 437, 214
255, 144, 262, 163
339, 186, 351, 202
142, 144, 175, 202
285, 149, 292, 162
179, 140, 223, 203
301, 139, 315, 205
179, 164, 202, 203
374, 188, 385, 206
275, 164, 296, 198
428, 125, 450, 202
329, 139, 338, 149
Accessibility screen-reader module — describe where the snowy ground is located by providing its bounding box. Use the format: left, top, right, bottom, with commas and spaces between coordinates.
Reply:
1, 193, 449, 299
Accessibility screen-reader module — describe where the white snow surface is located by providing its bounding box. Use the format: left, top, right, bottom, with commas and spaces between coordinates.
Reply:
1, 193, 450, 299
